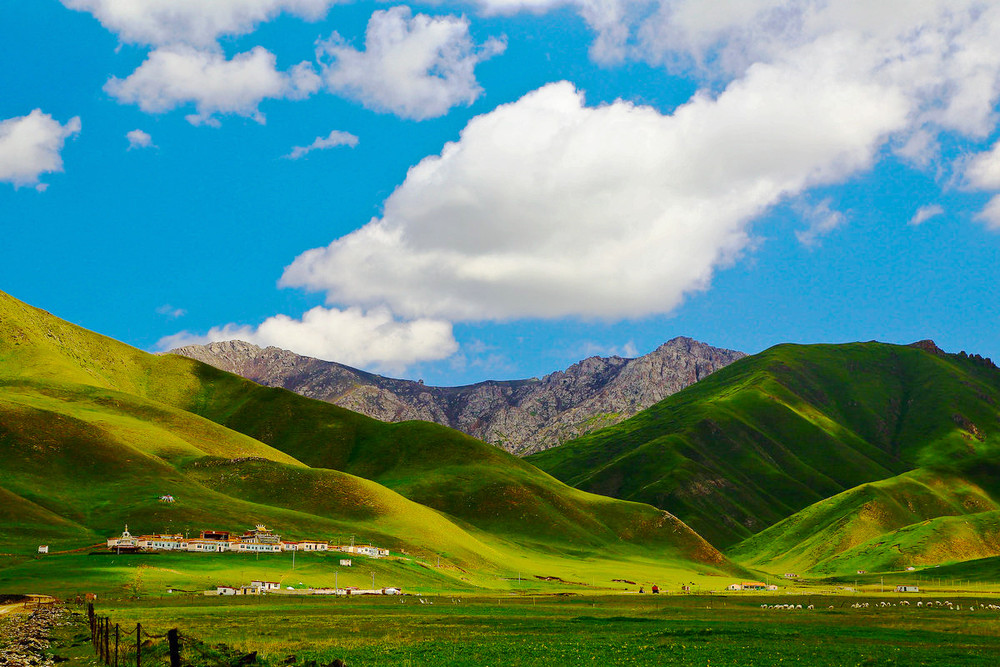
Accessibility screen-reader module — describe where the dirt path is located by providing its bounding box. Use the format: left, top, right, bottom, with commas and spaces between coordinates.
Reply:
0, 595, 57, 617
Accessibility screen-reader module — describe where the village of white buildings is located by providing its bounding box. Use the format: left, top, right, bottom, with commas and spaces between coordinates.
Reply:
103, 523, 404, 596
106, 523, 388, 559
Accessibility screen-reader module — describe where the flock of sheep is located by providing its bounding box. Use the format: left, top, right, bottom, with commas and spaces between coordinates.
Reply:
760, 600, 1000, 612
761, 603, 823, 610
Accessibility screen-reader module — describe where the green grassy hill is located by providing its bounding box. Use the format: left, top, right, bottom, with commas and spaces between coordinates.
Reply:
0, 290, 736, 592
528, 342, 1000, 548
727, 465, 1000, 575
810, 510, 1000, 576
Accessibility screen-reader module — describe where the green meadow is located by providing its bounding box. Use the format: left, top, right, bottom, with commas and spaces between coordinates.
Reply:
86, 593, 1000, 666
0, 550, 747, 601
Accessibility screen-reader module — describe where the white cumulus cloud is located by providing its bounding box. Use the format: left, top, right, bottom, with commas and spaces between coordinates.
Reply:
275, 0, 1000, 324
0, 110, 81, 190
126, 129, 154, 149
61, 0, 338, 48
157, 306, 458, 373
105, 45, 321, 125
281, 72, 906, 321
319, 6, 506, 120
476, 1, 1000, 146
285, 129, 359, 159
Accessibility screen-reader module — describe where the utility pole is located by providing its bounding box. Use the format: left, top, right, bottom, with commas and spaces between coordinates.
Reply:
336, 570, 338, 594
371, 571, 375, 591
292, 549, 295, 570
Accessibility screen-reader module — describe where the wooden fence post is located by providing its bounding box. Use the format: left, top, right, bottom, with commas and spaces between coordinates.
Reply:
136, 623, 141, 667
104, 617, 110, 665
115, 624, 119, 667
167, 629, 180, 667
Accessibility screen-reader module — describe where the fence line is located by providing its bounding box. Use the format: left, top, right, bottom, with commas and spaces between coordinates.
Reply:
86, 603, 264, 667
87, 603, 181, 667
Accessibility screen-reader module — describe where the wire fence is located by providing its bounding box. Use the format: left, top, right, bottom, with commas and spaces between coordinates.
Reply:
86, 603, 257, 667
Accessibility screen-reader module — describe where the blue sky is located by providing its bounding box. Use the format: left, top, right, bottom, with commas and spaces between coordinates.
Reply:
2, 0, 999, 385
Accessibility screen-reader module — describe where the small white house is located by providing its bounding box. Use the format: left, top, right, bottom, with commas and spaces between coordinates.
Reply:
383, 587, 402, 595
895, 585, 920, 593
339, 544, 387, 558
783, 573, 798, 579
37, 545, 49, 554
300, 541, 329, 551
217, 586, 238, 596
250, 580, 281, 591
726, 583, 743, 591
905, 566, 916, 571
340, 559, 352, 567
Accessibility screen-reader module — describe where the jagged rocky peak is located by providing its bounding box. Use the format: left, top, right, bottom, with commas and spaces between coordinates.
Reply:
908, 339, 946, 356
169, 337, 745, 455
169, 340, 265, 372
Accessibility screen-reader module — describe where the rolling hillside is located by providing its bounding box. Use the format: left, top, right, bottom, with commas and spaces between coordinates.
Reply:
727, 465, 1000, 575
0, 290, 732, 582
528, 342, 1000, 548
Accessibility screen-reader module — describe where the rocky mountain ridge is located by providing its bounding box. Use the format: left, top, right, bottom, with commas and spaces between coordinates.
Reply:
169, 337, 744, 455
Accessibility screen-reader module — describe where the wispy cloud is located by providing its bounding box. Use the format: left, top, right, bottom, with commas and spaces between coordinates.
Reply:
576, 340, 639, 359
284, 129, 358, 159
908, 204, 944, 226
795, 198, 846, 248
156, 304, 186, 318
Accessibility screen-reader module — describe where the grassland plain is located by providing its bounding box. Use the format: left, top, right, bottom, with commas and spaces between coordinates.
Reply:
0, 289, 743, 596
85, 593, 1000, 666
528, 342, 1000, 551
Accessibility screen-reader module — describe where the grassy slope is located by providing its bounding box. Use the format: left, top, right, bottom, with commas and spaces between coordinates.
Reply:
0, 382, 508, 568
728, 467, 1000, 575
0, 290, 733, 583
812, 511, 1000, 576
528, 343, 1000, 548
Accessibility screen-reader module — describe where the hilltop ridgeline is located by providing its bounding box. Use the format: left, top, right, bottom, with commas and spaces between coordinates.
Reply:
168, 337, 745, 455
